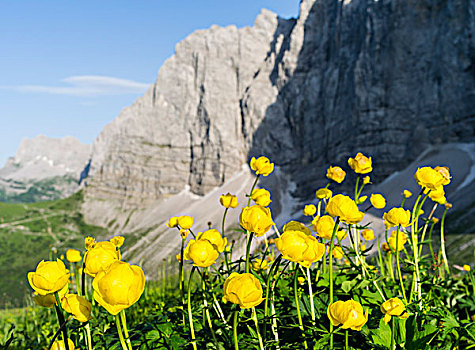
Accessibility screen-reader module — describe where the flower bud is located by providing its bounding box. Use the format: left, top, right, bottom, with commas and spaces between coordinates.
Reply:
361, 229, 375, 241
312, 215, 336, 240
316, 188, 333, 199
363, 176, 371, 184
28, 259, 70, 296
303, 204, 317, 216
33, 284, 68, 308
252, 259, 269, 271
84, 237, 96, 250
239, 205, 274, 237
51, 339, 75, 350
383, 207, 411, 227
184, 239, 219, 267
333, 246, 344, 259
251, 188, 272, 207
166, 216, 179, 228
66, 249, 82, 263
403, 190, 412, 198
327, 194, 365, 224
62, 294, 92, 323
110, 235, 125, 248
370, 193, 386, 209
283, 220, 311, 235
178, 216, 193, 229
84, 241, 121, 277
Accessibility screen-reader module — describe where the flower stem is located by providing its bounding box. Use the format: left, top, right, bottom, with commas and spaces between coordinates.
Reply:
179, 237, 186, 326
439, 207, 450, 276
222, 208, 231, 271
245, 232, 255, 273
329, 217, 340, 350
233, 311, 240, 350
202, 269, 219, 347
377, 237, 385, 278
120, 311, 133, 350
345, 330, 349, 350
306, 267, 315, 322
252, 307, 265, 350
293, 265, 308, 349
391, 317, 396, 350
187, 267, 198, 350
395, 226, 408, 304
85, 323, 93, 350
81, 256, 87, 299
54, 292, 70, 350
115, 313, 128, 350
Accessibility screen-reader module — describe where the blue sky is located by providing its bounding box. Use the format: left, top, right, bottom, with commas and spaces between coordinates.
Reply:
0, 0, 299, 166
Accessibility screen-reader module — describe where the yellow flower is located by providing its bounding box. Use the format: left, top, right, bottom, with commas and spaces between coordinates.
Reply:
333, 246, 344, 259
239, 205, 274, 237
251, 188, 272, 207
176, 254, 182, 263
184, 239, 219, 267
370, 194, 386, 209
316, 188, 333, 200
28, 259, 70, 296
356, 196, 367, 205
327, 194, 365, 224
380, 297, 408, 324
84, 241, 121, 277
178, 216, 193, 229
93, 261, 145, 315
326, 166, 346, 183
180, 229, 189, 239
361, 229, 375, 241
428, 187, 447, 204
383, 207, 411, 227
222, 272, 264, 309
361, 244, 366, 251
327, 300, 368, 331
51, 339, 75, 350
298, 276, 306, 285
283, 220, 311, 236
110, 235, 125, 248
348, 153, 373, 174
312, 215, 336, 240
166, 216, 179, 228
463, 265, 471, 272
220, 193, 238, 208
434, 166, 451, 185
403, 190, 412, 198
414, 167, 445, 190
66, 249, 82, 263
84, 237, 96, 250
363, 176, 371, 184
61, 294, 92, 323
252, 259, 269, 271
388, 231, 408, 252
336, 229, 347, 241
445, 203, 452, 209
196, 229, 227, 252
33, 284, 68, 308
275, 230, 325, 268
303, 204, 317, 216
432, 217, 439, 224
250, 156, 274, 176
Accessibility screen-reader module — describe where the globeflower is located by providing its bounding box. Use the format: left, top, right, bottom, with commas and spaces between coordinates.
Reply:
250, 156, 274, 176
93, 261, 145, 315
327, 299, 368, 331
316, 188, 333, 199
361, 229, 375, 241
303, 204, 317, 216
380, 297, 409, 324
178, 216, 193, 230
110, 235, 125, 248
184, 239, 219, 267
166, 216, 179, 228
383, 207, 411, 227
428, 187, 447, 204
370, 194, 386, 209
283, 220, 311, 236
463, 265, 471, 272
51, 339, 75, 350
414, 167, 445, 190
275, 230, 325, 267
84, 237, 96, 250
219, 193, 238, 208
403, 190, 412, 198
66, 249, 82, 263
326, 194, 365, 224
84, 241, 121, 277
363, 176, 371, 184
333, 246, 344, 259
326, 166, 346, 183
348, 153, 373, 174
28, 259, 70, 296
434, 166, 451, 185
252, 259, 269, 271
61, 294, 92, 323
251, 188, 272, 207
33, 284, 68, 308
312, 215, 336, 240
388, 231, 408, 252
196, 229, 227, 252
239, 205, 274, 237
222, 272, 264, 309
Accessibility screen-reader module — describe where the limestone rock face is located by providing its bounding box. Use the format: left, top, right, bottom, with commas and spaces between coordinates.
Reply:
84, 0, 474, 231
0, 135, 90, 202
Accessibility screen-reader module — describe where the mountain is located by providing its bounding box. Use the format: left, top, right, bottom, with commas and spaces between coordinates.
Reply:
0, 135, 90, 202
81, 0, 474, 271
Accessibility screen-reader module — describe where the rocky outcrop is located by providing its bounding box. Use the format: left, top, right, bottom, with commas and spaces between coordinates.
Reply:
0, 135, 90, 202
83, 0, 474, 234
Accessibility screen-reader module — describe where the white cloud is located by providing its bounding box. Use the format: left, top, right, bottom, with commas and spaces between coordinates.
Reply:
0, 75, 151, 96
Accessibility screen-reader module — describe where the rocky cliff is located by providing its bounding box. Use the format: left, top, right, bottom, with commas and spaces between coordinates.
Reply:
0, 135, 90, 202
82, 0, 474, 270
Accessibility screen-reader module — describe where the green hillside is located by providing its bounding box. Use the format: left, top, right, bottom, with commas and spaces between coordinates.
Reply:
0, 191, 107, 308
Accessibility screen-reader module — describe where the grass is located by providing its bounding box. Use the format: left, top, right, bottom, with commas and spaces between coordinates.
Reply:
0, 191, 107, 308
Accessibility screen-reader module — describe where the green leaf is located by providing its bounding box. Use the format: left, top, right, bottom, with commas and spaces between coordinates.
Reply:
371, 318, 391, 347
341, 279, 357, 293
